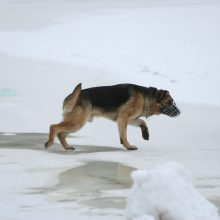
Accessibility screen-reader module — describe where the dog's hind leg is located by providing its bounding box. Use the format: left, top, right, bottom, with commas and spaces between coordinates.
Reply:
117, 116, 137, 150
45, 107, 91, 150
45, 121, 86, 150
57, 132, 74, 150
44, 122, 74, 149
129, 118, 149, 140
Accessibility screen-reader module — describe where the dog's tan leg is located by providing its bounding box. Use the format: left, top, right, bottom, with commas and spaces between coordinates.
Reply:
57, 132, 74, 150
45, 121, 86, 150
117, 116, 137, 150
129, 118, 149, 140
45, 107, 91, 150
44, 122, 73, 149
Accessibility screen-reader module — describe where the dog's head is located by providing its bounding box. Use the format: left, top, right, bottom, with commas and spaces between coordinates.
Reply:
155, 89, 181, 117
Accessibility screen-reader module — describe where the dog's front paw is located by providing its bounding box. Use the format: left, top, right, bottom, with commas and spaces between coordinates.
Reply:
142, 132, 149, 140
44, 140, 53, 148
141, 126, 149, 140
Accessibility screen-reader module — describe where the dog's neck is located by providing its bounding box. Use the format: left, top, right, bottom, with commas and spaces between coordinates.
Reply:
144, 97, 152, 118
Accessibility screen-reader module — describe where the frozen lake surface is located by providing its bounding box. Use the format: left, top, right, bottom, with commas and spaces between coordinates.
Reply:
0, 106, 220, 219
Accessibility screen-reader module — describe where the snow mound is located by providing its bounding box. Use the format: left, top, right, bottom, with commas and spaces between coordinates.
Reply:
126, 162, 220, 220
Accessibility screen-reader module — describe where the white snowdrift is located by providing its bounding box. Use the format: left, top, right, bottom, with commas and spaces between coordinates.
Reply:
126, 162, 220, 220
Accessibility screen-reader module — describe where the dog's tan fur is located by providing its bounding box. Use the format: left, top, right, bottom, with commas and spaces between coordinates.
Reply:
45, 84, 178, 150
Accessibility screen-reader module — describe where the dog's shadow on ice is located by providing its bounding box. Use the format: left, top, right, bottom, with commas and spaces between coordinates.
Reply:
47, 142, 123, 155
0, 133, 123, 155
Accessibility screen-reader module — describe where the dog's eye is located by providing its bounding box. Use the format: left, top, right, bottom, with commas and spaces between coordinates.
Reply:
167, 100, 173, 106
162, 99, 172, 108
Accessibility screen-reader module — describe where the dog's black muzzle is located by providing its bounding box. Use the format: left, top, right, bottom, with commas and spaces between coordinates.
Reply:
160, 101, 181, 117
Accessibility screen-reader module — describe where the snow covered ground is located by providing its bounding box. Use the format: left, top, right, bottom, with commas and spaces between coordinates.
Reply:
0, 0, 220, 219
126, 163, 220, 220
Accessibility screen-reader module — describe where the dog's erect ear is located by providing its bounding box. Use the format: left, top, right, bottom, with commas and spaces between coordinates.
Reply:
73, 83, 82, 93
156, 90, 169, 102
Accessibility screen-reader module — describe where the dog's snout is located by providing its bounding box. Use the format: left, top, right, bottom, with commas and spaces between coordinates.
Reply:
161, 102, 181, 117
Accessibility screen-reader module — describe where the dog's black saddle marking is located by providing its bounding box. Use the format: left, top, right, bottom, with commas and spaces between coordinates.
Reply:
80, 84, 133, 112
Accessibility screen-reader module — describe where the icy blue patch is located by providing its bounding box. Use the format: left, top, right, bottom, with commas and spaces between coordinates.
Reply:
0, 88, 16, 97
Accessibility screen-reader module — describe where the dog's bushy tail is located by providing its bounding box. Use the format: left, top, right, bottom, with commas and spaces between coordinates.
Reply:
63, 83, 82, 114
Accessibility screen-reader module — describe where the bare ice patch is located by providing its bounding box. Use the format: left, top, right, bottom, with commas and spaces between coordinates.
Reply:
27, 161, 135, 216
43, 161, 134, 207
0, 133, 123, 154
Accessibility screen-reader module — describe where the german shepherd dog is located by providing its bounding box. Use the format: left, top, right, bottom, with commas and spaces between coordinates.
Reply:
45, 84, 180, 150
